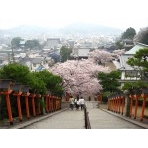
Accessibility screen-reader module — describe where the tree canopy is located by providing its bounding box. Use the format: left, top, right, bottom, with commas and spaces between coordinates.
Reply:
121, 27, 136, 39
133, 27, 148, 45
127, 48, 148, 71
0, 63, 30, 84
0, 63, 63, 96
50, 59, 110, 96
88, 49, 114, 65
60, 46, 72, 62
98, 70, 121, 93
11, 37, 22, 48
25, 39, 41, 50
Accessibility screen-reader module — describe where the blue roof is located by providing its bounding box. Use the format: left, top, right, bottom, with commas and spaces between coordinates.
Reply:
35, 65, 46, 72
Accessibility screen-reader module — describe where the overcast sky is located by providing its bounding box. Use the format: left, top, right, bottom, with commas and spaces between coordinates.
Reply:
0, 0, 148, 31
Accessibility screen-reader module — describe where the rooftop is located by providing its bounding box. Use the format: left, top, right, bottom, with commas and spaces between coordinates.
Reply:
125, 42, 148, 54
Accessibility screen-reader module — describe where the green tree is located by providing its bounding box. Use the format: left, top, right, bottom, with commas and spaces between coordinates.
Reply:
98, 70, 121, 103
127, 48, 148, 80
0, 63, 30, 83
0, 63, 63, 95
98, 70, 121, 93
115, 40, 124, 49
25, 39, 41, 50
11, 37, 22, 48
0, 64, 63, 120
121, 27, 136, 39
60, 46, 72, 62
30, 70, 63, 96
127, 48, 148, 70
122, 81, 148, 90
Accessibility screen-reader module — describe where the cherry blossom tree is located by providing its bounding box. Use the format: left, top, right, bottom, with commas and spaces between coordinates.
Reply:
49, 59, 110, 96
88, 49, 114, 65
112, 49, 126, 59
133, 27, 148, 45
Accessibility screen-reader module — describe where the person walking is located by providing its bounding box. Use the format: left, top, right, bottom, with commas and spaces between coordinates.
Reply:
69, 95, 74, 110
79, 96, 85, 110
76, 96, 80, 110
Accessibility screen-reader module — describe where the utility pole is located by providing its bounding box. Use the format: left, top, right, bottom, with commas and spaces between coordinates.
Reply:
11, 43, 15, 63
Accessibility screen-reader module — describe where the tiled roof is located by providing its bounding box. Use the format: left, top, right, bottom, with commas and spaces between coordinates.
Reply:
125, 43, 148, 54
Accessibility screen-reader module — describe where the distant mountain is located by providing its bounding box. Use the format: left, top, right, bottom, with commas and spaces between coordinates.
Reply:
59, 22, 123, 36
0, 25, 51, 37
0, 23, 123, 38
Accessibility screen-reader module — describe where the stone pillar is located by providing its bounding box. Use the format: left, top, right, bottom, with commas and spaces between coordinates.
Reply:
124, 90, 131, 117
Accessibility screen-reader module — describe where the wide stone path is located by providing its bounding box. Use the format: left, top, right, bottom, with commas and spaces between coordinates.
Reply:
88, 109, 142, 129
24, 109, 85, 129
23, 108, 143, 129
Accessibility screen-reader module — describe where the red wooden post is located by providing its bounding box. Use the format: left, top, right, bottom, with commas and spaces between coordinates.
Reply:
113, 98, 115, 112
32, 97, 36, 116
48, 96, 51, 112
107, 99, 110, 110
111, 99, 113, 111
50, 95, 53, 111
129, 98, 133, 118
36, 94, 41, 115
115, 97, 117, 112
29, 93, 36, 117
45, 94, 49, 113
117, 96, 119, 113
140, 88, 148, 121
141, 97, 146, 121
5, 93, 13, 125
25, 96, 30, 119
114, 98, 116, 112
111, 99, 114, 111
22, 86, 30, 119
16, 95, 22, 121
133, 88, 142, 120
12, 83, 23, 121
118, 97, 121, 114
109, 99, 111, 111
134, 97, 138, 119
53, 96, 56, 111
116, 97, 118, 113
121, 97, 124, 115
0, 80, 13, 125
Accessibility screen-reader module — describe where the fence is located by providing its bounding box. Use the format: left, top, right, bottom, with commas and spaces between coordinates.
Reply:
84, 104, 91, 129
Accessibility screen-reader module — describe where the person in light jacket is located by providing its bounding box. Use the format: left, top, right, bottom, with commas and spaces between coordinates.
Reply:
69, 96, 74, 110
76, 96, 80, 110
79, 96, 85, 110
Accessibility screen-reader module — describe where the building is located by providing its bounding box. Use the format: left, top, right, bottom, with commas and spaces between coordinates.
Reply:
31, 57, 50, 72
115, 42, 148, 87
45, 38, 61, 49
71, 48, 93, 59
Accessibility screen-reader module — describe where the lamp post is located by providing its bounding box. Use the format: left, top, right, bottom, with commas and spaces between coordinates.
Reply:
141, 88, 148, 121
35, 93, 42, 115
133, 88, 142, 119
29, 89, 36, 117
21, 85, 30, 119
12, 83, 23, 121
0, 79, 13, 125
44, 91, 51, 113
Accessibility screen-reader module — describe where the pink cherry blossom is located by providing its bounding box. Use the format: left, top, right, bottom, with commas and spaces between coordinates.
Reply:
49, 59, 110, 96
88, 49, 114, 64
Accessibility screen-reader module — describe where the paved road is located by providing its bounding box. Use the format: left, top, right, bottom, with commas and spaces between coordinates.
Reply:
88, 109, 143, 129
24, 109, 85, 129
23, 108, 143, 129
